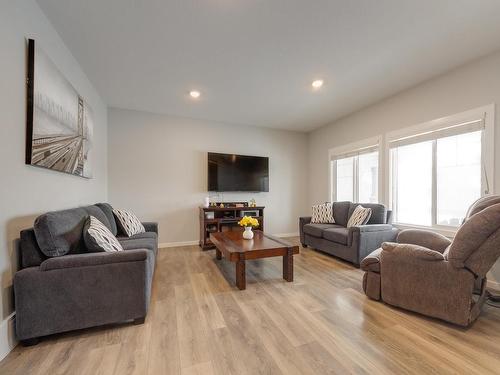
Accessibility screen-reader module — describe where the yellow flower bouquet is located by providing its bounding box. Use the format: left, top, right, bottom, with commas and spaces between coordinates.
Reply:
238, 216, 259, 228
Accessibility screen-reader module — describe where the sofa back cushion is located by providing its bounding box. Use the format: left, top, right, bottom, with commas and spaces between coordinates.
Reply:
95, 203, 118, 235
82, 205, 113, 232
20, 229, 47, 268
34, 207, 90, 257
348, 203, 387, 225
333, 201, 351, 227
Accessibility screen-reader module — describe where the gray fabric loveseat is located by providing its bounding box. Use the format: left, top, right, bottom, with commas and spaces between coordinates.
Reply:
14, 203, 158, 345
299, 201, 398, 266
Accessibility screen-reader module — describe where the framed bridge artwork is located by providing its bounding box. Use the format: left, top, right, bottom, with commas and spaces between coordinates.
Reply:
26, 39, 93, 178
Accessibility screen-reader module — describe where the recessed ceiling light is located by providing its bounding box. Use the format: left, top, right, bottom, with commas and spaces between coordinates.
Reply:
311, 80, 324, 89
189, 90, 201, 99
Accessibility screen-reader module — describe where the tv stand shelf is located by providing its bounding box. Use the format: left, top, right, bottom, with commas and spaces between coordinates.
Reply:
199, 204, 265, 250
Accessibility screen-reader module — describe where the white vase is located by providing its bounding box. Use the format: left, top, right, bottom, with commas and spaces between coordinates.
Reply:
243, 226, 254, 240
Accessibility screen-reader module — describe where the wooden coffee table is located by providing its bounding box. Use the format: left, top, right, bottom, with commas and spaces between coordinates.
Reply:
210, 230, 299, 290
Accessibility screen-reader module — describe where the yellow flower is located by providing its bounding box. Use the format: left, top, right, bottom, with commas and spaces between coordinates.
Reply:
238, 216, 259, 228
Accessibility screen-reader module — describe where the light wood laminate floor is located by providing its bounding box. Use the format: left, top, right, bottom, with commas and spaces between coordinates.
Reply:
1, 238, 500, 375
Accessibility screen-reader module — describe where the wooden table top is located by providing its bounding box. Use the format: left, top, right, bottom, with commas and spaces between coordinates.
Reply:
210, 230, 299, 261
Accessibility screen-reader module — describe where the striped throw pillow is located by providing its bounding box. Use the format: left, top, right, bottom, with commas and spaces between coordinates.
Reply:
347, 205, 372, 227
84, 216, 123, 252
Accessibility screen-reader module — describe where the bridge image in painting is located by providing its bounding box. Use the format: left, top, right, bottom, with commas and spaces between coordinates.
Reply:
28, 40, 93, 178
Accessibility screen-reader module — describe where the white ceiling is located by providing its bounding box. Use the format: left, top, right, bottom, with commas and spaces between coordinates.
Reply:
36, 0, 500, 132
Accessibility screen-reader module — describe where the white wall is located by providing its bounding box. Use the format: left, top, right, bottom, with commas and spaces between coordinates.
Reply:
0, 0, 108, 358
108, 108, 309, 245
308, 50, 500, 286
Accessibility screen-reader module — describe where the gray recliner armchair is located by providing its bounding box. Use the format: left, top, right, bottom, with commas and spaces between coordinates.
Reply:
362, 195, 500, 326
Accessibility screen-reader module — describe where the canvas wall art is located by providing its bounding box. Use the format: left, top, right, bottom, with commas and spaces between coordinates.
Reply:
26, 39, 93, 178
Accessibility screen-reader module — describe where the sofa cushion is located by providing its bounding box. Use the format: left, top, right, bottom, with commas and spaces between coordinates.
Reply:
84, 216, 123, 253
95, 203, 118, 235
119, 232, 158, 241
82, 205, 113, 233
20, 229, 47, 268
333, 201, 351, 227
34, 207, 88, 257
303, 223, 336, 238
348, 203, 387, 225
322, 226, 349, 245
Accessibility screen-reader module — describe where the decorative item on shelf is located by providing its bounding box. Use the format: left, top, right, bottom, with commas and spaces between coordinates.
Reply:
203, 197, 210, 208
238, 216, 259, 240
205, 211, 214, 220
219, 203, 225, 208
249, 198, 257, 207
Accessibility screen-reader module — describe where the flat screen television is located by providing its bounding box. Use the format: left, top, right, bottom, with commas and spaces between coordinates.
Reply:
208, 152, 269, 192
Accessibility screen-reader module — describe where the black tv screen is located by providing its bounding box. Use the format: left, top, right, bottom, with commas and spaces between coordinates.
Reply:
208, 152, 269, 192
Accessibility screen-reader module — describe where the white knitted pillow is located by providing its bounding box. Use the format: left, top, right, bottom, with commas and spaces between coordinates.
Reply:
347, 205, 372, 227
311, 202, 335, 224
113, 208, 145, 237
84, 216, 123, 252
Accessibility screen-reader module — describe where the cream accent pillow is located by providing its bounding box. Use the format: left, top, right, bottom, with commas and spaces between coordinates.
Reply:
113, 208, 146, 237
84, 216, 123, 252
347, 205, 372, 227
311, 203, 335, 224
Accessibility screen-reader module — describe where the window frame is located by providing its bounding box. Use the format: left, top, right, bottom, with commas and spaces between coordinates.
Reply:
329, 136, 382, 203
386, 104, 495, 236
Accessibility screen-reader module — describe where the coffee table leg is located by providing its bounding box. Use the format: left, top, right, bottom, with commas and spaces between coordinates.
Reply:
216, 248, 222, 260
283, 249, 293, 282
236, 260, 246, 290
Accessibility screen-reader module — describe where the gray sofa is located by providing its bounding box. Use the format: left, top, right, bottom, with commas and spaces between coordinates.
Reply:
299, 201, 398, 266
14, 203, 158, 345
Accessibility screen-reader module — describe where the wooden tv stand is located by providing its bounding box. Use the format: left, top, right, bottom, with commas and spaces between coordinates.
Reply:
199, 203, 265, 250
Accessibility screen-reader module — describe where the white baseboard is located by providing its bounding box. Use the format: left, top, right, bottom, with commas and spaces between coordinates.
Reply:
0, 313, 17, 362
159, 233, 299, 249
159, 240, 199, 248
273, 232, 299, 238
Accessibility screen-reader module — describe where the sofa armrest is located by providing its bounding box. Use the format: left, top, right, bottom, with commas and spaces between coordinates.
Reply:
350, 226, 398, 265
142, 222, 158, 234
396, 229, 451, 253
14, 249, 154, 340
40, 250, 149, 271
299, 217, 312, 245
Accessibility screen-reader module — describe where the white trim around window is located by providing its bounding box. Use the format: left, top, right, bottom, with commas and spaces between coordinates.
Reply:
326, 104, 495, 237
385, 104, 495, 236
328, 135, 383, 202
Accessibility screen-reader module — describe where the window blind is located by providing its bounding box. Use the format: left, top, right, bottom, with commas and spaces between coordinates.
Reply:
389, 118, 484, 149
330, 144, 378, 161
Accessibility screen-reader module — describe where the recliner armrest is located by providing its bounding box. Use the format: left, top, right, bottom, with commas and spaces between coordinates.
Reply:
40, 250, 149, 271
396, 229, 451, 253
382, 242, 445, 261
142, 222, 158, 234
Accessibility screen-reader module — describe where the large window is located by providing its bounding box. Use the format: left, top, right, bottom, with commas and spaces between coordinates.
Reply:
331, 142, 379, 203
390, 119, 486, 228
